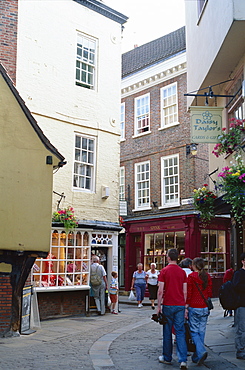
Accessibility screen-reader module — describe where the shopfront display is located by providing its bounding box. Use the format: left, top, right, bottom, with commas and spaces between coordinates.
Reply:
32, 230, 90, 289
123, 214, 231, 294
144, 231, 185, 270
200, 229, 226, 273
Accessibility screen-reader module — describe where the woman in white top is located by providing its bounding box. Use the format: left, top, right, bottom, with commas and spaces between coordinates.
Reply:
146, 263, 159, 309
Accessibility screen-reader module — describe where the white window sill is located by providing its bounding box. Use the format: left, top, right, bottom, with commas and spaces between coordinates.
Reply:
120, 138, 126, 142
34, 285, 91, 292
159, 203, 180, 209
158, 122, 179, 131
132, 130, 151, 139
73, 188, 95, 193
132, 207, 152, 212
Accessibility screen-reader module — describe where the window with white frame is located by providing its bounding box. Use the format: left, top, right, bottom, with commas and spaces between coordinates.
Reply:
161, 83, 178, 128
161, 155, 179, 207
119, 166, 125, 201
73, 135, 95, 191
135, 161, 150, 209
32, 230, 90, 289
76, 33, 96, 89
120, 103, 125, 140
134, 94, 150, 136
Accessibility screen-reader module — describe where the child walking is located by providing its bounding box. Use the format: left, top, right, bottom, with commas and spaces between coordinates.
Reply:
109, 271, 119, 314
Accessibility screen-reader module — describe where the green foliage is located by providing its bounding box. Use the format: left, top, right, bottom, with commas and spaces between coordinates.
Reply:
212, 118, 245, 158
52, 206, 78, 231
193, 184, 217, 222
218, 161, 245, 224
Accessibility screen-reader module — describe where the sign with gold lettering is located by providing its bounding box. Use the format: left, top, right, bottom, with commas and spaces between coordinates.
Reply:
190, 106, 223, 143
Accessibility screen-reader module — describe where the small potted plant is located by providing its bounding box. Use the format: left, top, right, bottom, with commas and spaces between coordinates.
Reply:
193, 184, 217, 222
52, 206, 78, 231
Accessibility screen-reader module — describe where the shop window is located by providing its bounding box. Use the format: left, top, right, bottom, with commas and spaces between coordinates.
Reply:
91, 233, 113, 245
144, 231, 185, 271
32, 230, 90, 289
200, 230, 226, 273
134, 93, 150, 136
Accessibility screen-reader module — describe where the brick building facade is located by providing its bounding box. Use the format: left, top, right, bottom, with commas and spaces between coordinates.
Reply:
119, 28, 231, 295
0, 0, 18, 83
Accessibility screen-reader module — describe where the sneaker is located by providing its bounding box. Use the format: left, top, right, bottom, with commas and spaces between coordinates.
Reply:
138, 304, 141, 308
197, 352, 207, 365
236, 354, 245, 360
112, 311, 118, 315
159, 356, 171, 364
180, 362, 188, 369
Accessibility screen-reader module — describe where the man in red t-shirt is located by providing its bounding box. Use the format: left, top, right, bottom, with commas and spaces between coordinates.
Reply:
157, 248, 188, 369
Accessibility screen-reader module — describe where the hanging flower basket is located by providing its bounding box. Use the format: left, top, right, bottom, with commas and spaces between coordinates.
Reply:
193, 184, 217, 222
212, 118, 245, 158
217, 163, 245, 224
52, 206, 78, 231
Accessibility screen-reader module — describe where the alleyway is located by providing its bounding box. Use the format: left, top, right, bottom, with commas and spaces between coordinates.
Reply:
0, 299, 243, 370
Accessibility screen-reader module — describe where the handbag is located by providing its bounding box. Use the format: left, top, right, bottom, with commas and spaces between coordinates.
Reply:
194, 280, 213, 310
184, 322, 196, 352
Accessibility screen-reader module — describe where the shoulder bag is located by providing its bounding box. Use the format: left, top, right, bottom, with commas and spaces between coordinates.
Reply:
194, 280, 213, 310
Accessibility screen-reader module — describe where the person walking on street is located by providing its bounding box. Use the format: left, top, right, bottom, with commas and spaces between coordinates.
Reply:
186, 257, 212, 366
131, 263, 147, 308
179, 258, 193, 276
223, 267, 234, 317
157, 248, 188, 369
90, 255, 108, 315
233, 252, 245, 360
146, 262, 159, 309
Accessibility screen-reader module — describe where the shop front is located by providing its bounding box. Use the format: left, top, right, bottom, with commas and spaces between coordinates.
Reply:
123, 212, 231, 297
31, 225, 120, 319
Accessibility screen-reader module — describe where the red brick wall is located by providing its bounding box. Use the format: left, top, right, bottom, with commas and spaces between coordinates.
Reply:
121, 72, 209, 217
0, 0, 18, 83
37, 290, 88, 320
0, 275, 12, 335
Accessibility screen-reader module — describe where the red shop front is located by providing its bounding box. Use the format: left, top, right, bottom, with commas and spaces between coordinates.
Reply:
123, 212, 231, 297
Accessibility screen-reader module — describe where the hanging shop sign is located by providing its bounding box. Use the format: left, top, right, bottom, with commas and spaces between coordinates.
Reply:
190, 106, 223, 143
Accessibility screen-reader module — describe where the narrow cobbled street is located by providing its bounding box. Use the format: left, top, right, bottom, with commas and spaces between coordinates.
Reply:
0, 299, 244, 370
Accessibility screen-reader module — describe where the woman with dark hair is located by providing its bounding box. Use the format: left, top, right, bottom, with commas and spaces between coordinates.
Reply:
186, 257, 212, 365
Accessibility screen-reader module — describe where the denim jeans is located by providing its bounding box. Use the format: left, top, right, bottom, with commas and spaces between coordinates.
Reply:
188, 307, 209, 363
134, 283, 146, 301
234, 307, 245, 356
162, 305, 187, 363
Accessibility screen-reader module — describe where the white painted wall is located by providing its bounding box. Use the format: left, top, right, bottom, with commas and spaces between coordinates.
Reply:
185, 0, 245, 102
16, 0, 123, 223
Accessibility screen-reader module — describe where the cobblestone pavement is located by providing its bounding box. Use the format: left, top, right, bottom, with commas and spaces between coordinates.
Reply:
0, 299, 244, 370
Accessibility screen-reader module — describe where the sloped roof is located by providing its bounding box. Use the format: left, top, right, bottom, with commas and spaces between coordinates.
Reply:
0, 63, 65, 165
122, 26, 186, 78
73, 0, 128, 24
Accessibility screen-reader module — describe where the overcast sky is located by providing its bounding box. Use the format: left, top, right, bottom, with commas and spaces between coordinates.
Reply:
104, 0, 186, 52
